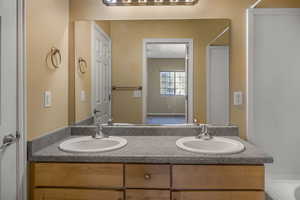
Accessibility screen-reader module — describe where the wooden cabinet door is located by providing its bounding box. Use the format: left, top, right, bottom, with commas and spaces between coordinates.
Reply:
172, 165, 264, 190
32, 163, 123, 188
126, 190, 170, 200
34, 188, 123, 200
172, 191, 265, 200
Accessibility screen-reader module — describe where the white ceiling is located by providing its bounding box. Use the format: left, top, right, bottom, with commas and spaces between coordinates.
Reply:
146, 44, 186, 59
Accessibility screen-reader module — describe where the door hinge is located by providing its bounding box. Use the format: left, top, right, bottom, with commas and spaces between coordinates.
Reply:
16, 131, 21, 139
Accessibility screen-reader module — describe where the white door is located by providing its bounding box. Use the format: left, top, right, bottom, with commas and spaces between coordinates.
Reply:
0, 0, 18, 199
206, 46, 229, 125
92, 23, 112, 123
247, 8, 300, 177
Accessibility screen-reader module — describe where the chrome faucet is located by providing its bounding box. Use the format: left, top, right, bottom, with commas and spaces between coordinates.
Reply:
92, 123, 105, 139
92, 117, 114, 139
193, 119, 213, 140
93, 109, 107, 139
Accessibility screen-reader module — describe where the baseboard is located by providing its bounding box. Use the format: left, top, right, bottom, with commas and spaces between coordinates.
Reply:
147, 113, 185, 116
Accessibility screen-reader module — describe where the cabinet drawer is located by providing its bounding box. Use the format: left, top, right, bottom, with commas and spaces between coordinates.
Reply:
125, 164, 170, 188
126, 189, 170, 200
31, 163, 123, 188
33, 188, 123, 200
172, 165, 264, 190
172, 191, 265, 200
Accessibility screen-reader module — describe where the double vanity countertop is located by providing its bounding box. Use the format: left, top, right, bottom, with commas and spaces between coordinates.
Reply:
28, 125, 273, 165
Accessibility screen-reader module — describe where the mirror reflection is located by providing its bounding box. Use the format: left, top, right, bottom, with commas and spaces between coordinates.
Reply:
71, 19, 230, 126
146, 43, 188, 124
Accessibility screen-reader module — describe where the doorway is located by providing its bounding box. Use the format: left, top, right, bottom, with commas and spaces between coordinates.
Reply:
91, 23, 112, 124
142, 39, 193, 124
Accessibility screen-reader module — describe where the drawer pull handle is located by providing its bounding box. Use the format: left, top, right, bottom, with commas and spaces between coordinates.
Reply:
144, 173, 151, 180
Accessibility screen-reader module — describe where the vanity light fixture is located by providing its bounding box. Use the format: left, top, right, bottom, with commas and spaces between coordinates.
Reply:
103, 0, 198, 6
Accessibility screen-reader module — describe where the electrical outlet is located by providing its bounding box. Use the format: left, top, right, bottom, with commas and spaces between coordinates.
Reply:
44, 91, 52, 108
133, 90, 142, 98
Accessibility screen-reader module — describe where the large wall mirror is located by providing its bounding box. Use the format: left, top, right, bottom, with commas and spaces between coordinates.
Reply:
71, 19, 231, 126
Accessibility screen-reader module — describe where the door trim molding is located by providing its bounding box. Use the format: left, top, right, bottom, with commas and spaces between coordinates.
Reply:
17, 0, 26, 199
142, 38, 194, 123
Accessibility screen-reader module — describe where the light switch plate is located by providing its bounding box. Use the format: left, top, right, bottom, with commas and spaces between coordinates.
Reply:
233, 91, 243, 106
44, 91, 52, 108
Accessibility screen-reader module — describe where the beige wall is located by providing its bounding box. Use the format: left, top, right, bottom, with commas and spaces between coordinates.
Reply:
96, 21, 111, 36
27, 0, 69, 140
148, 58, 185, 115
110, 20, 229, 123
70, 0, 300, 139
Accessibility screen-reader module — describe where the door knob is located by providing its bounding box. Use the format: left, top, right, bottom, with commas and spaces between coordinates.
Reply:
0, 133, 18, 150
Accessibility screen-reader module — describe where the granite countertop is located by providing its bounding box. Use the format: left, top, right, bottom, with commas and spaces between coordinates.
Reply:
29, 135, 273, 164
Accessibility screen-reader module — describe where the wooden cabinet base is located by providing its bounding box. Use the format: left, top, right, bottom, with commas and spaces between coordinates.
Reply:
33, 188, 123, 200
30, 163, 266, 200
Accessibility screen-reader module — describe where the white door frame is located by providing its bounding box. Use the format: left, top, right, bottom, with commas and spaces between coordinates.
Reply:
246, 8, 300, 139
17, 0, 26, 199
91, 22, 112, 118
142, 38, 193, 123
206, 45, 230, 124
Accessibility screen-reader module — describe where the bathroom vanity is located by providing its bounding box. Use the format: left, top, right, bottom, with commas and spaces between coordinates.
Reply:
28, 126, 273, 200
30, 163, 265, 200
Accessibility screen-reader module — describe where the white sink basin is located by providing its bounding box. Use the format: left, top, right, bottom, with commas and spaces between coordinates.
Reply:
176, 136, 245, 154
59, 136, 127, 153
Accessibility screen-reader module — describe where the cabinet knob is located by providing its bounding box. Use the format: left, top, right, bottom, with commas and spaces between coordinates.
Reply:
144, 173, 151, 180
